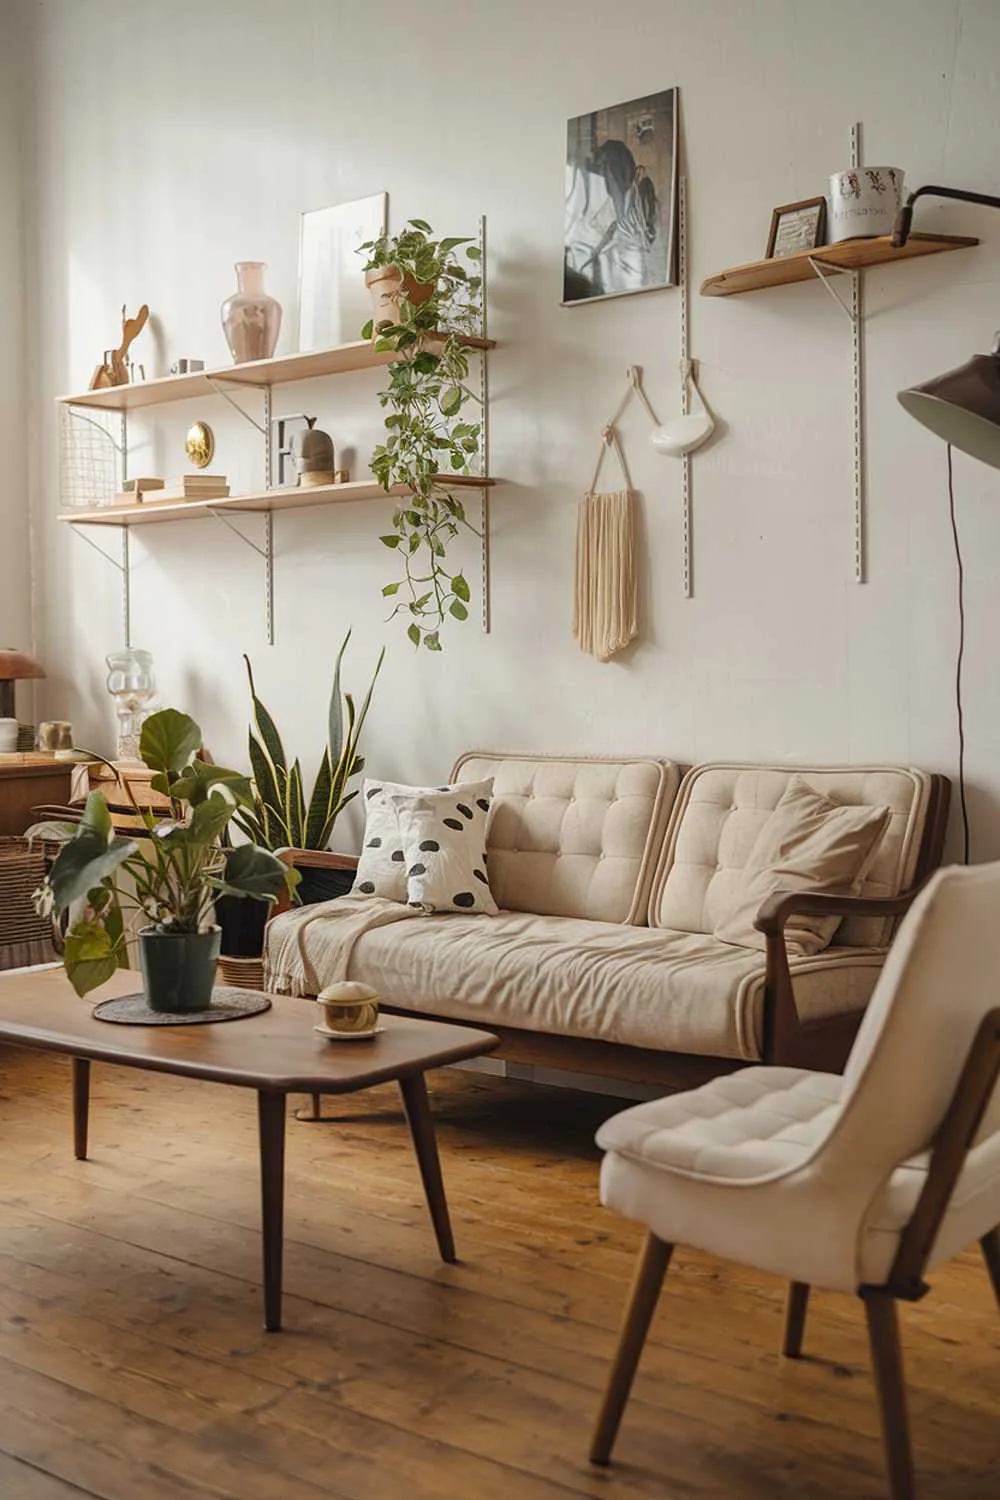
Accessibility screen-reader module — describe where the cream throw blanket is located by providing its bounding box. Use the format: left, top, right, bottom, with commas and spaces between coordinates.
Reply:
265, 894, 423, 997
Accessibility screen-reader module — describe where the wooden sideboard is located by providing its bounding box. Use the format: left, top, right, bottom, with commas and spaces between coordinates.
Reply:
0, 756, 75, 836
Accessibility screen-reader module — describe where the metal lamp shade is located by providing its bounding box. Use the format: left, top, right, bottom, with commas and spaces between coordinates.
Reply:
898, 351, 1000, 470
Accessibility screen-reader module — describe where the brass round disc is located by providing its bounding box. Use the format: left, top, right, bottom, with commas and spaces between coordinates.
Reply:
185, 420, 215, 469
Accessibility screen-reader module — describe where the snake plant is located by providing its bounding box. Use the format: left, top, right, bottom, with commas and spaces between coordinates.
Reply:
234, 632, 384, 852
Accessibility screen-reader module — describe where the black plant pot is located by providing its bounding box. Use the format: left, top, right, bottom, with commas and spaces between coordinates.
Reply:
138, 926, 220, 1013
215, 894, 270, 958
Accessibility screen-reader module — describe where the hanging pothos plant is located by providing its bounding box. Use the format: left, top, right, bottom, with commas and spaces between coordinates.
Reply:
359, 220, 483, 650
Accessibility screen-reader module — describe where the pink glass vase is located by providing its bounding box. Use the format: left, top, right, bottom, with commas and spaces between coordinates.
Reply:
220, 261, 282, 364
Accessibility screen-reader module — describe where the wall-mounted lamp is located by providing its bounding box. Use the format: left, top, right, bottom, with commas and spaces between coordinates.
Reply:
894, 184, 1000, 468
893, 184, 1000, 864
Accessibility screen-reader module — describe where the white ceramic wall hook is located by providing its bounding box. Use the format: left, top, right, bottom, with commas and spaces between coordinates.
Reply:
651, 359, 716, 458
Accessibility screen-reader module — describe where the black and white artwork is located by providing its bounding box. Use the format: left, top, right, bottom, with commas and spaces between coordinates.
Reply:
563, 88, 678, 305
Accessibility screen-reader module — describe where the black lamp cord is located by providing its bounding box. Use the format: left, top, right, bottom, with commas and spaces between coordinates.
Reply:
946, 444, 971, 864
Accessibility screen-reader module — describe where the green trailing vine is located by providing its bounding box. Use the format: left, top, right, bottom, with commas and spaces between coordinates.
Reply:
359, 220, 483, 650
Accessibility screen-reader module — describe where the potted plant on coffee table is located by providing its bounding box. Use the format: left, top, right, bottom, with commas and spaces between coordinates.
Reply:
358, 219, 484, 650
30, 708, 298, 1008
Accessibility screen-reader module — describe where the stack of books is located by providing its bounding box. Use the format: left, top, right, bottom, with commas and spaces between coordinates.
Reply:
112, 475, 230, 505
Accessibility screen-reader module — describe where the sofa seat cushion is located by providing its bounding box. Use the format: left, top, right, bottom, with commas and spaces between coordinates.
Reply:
272, 903, 888, 1060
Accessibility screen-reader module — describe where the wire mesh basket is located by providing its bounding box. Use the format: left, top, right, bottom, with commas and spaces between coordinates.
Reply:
59, 403, 122, 511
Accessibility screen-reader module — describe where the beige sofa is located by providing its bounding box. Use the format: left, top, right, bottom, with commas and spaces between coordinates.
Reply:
265, 753, 949, 1086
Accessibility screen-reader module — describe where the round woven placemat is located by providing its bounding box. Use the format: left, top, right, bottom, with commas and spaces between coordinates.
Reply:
92, 987, 271, 1026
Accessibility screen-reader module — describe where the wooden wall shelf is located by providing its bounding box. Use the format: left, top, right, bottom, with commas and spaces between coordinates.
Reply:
59, 475, 496, 528
700, 232, 979, 298
58, 334, 496, 411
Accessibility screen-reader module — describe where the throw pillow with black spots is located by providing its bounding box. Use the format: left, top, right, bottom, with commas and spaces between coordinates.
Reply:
391, 782, 498, 914
352, 778, 443, 901
353, 777, 494, 905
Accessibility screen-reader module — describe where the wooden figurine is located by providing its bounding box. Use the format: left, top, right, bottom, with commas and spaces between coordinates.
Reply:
89, 304, 150, 390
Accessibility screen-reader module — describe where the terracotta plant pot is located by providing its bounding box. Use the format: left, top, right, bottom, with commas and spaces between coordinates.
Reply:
365, 266, 435, 335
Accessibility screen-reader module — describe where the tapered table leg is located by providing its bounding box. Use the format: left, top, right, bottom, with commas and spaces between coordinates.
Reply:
72, 1057, 90, 1161
399, 1072, 455, 1263
782, 1281, 810, 1358
257, 1090, 287, 1332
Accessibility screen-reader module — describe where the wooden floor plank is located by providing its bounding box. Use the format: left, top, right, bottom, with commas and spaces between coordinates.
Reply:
0, 1046, 998, 1498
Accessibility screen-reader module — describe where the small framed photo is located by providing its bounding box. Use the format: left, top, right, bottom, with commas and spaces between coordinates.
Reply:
765, 197, 827, 259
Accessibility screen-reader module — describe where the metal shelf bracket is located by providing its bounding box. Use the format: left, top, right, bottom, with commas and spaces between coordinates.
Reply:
205, 506, 274, 647
806, 256, 858, 324
70, 523, 131, 648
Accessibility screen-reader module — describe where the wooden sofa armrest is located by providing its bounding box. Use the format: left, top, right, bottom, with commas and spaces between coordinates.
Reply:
272, 848, 359, 917
754, 886, 922, 937
755, 884, 927, 1071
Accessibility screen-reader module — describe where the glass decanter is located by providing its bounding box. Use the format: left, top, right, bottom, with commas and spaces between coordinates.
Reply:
105, 649, 156, 761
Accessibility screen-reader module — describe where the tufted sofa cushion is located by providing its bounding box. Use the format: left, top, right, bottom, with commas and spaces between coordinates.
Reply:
451, 752, 678, 925
649, 764, 932, 948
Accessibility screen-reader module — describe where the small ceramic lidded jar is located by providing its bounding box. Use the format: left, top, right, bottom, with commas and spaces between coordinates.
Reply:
317, 981, 380, 1036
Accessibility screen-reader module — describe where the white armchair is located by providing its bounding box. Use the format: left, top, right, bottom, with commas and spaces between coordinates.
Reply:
590, 862, 1000, 1499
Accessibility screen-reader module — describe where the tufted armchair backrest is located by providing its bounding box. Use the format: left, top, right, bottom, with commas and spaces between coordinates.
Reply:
450, 752, 679, 924
649, 763, 933, 947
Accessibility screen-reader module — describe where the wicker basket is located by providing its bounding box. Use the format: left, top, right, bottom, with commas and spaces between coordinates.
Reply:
0, 836, 60, 970
217, 953, 265, 991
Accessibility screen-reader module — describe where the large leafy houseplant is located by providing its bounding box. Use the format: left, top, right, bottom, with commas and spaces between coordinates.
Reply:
30, 708, 298, 1000
359, 219, 484, 650
234, 631, 384, 852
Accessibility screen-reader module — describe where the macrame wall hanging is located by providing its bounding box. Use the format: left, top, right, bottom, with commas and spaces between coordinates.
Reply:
572, 367, 661, 663
573, 422, 638, 663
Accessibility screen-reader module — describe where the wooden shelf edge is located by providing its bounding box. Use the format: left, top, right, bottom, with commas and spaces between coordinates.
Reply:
57, 332, 497, 410
58, 474, 498, 527
700, 231, 980, 298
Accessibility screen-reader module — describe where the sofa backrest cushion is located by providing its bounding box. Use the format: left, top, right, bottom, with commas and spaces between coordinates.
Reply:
649, 763, 933, 948
450, 752, 679, 924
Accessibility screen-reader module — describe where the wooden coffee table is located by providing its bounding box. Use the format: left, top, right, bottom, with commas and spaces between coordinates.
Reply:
0, 967, 498, 1330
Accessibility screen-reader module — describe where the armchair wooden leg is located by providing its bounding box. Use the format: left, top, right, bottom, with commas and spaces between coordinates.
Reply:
863, 1291, 915, 1500
980, 1228, 1000, 1311
782, 1281, 810, 1358
590, 1233, 672, 1467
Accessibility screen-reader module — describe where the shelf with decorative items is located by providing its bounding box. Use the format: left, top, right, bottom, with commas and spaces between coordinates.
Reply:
57, 217, 496, 650
699, 231, 978, 298
699, 125, 981, 587
58, 474, 496, 527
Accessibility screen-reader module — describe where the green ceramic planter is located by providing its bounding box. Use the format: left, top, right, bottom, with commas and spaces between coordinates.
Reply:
138, 926, 221, 1013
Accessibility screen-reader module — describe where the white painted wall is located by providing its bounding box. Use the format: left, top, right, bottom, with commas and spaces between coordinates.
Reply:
17, 0, 1000, 858
0, 5, 32, 683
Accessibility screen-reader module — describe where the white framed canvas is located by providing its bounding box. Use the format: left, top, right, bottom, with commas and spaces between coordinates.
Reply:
563, 89, 678, 305
296, 192, 388, 350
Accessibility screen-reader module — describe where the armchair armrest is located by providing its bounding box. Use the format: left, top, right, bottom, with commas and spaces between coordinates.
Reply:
756, 883, 926, 1069
754, 886, 922, 937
